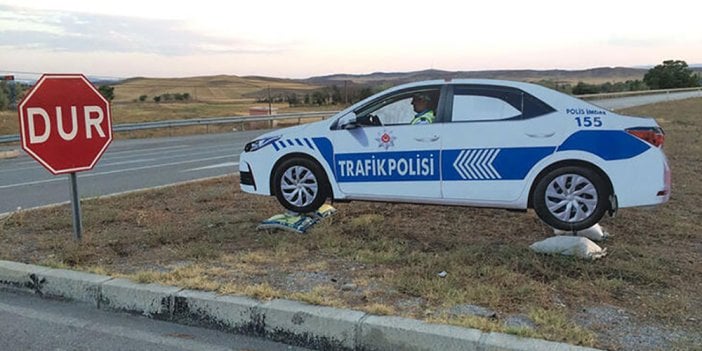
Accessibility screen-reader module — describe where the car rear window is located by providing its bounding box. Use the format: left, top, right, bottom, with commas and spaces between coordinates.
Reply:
451, 85, 555, 122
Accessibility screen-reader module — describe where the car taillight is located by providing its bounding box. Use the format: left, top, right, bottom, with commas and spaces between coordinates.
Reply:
626, 127, 665, 147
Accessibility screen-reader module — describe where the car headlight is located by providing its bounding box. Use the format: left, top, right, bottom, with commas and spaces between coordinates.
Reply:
244, 135, 281, 152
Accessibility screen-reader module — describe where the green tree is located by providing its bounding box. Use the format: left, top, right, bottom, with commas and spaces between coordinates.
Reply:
98, 85, 115, 101
0, 81, 9, 109
643, 60, 700, 89
330, 85, 342, 104
287, 93, 299, 106
139, 95, 148, 102
311, 91, 326, 105
358, 86, 375, 101
571, 82, 600, 95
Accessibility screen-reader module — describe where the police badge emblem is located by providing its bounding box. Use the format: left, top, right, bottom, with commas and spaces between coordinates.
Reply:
376, 129, 396, 150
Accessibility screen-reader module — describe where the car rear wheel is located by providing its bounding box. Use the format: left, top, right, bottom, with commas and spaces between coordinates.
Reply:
533, 166, 609, 231
273, 157, 329, 213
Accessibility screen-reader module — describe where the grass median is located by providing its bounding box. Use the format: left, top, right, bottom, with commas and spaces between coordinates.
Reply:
2, 98, 701, 350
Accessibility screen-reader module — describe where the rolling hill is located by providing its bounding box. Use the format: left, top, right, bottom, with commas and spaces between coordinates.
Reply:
305, 67, 649, 86
110, 66, 664, 103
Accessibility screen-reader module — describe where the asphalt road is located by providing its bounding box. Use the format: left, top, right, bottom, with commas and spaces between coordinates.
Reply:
0, 289, 311, 351
0, 130, 265, 214
1, 91, 700, 215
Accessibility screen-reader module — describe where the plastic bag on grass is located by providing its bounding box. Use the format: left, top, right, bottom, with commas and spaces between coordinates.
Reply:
257, 204, 337, 234
530, 236, 607, 260
553, 223, 610, 242
257, 213, 319, 234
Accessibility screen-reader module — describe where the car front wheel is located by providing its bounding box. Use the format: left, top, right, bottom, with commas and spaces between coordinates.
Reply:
273, 157, 329, 213
533, 166, 609, 231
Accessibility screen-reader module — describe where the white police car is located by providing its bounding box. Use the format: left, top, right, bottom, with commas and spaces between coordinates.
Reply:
239, 79, 670, 231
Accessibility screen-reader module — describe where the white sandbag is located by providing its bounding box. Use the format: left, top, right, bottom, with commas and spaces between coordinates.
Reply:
530, 235, 607, 260
553, 223, 609, 242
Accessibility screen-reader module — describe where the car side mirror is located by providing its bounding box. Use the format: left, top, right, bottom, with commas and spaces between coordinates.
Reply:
340, 120, 359, 129
356, 114, 381, 126
337, 113, 359, 130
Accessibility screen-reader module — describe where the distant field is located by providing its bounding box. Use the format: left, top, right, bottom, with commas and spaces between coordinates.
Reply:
114, 75, 322, 103
0, 73, 327, 135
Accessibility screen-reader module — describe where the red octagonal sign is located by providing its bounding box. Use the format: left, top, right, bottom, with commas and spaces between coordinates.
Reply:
18, 74, 112, 175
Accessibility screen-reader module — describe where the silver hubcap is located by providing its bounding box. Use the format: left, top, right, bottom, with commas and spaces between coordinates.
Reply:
545, 173, 598, 223
281, 165, 318, 208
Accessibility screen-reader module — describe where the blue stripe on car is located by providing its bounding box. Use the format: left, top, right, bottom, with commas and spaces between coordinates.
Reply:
307, 131, 647, 184
558, 130, 650, 160
312, 137, 336, 179
304, 138, 315, 150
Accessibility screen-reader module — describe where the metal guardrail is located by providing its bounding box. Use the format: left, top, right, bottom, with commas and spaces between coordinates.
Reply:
0, 134, 19, 143
0, 111, 340, 144
578, 86, 702, 100
112, 110, 339, 131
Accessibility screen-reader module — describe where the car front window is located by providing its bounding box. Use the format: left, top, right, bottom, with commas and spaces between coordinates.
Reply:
354, 88, 441, 126
373, 97, 415, 125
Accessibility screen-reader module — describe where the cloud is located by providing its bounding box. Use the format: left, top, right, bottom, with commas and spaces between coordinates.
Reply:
0, 5, 282, 55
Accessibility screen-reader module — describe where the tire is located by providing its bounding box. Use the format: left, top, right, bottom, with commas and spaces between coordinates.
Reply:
532, 166, 610, 231
273, 157, 329, 213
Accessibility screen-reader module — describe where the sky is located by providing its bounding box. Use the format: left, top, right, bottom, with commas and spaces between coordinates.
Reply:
0, 0, 701, 79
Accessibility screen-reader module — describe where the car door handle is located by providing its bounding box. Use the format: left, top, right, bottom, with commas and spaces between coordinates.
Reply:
414, 135, 440, 142
525, 132, 555, 138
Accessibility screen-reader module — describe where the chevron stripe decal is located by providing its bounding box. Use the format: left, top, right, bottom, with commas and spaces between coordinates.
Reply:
273, 138, 316, 152
452, 148, 502, 180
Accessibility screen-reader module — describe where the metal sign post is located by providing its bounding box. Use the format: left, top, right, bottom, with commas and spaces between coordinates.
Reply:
68, 172, 83, 241
17, 74, 112, 242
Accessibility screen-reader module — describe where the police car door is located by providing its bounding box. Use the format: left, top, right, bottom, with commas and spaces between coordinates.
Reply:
332, 88, 443, 200
440, 84, 559, 205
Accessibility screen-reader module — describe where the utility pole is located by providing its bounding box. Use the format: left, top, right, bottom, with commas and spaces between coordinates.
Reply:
344, 80, 348, 105
267, 86, 272, 115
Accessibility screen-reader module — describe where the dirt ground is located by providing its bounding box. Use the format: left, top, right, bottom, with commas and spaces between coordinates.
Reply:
2, 99, 701, 350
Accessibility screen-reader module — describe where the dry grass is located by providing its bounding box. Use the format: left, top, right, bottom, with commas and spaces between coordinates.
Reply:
1, 98, 701, 349
113, 75, 320, 103
1, 102, 339, 138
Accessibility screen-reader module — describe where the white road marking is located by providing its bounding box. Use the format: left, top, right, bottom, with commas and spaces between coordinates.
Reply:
182, 162, 239, 172
0, 177, 62, 189
86, 155, 234, 177
105, 144, 190, 156
98, 158, 157, 167
0, 155, 235, 189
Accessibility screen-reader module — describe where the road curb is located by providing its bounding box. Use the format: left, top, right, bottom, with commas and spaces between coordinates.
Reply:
261, 299, 365, 350
173, 289, 262, 334
40, 268, 113, 307
100, 278, 181, 319
0, 260, 601, 351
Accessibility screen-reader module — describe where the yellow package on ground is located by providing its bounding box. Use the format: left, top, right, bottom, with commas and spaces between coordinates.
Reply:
257, 204, 336, 234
